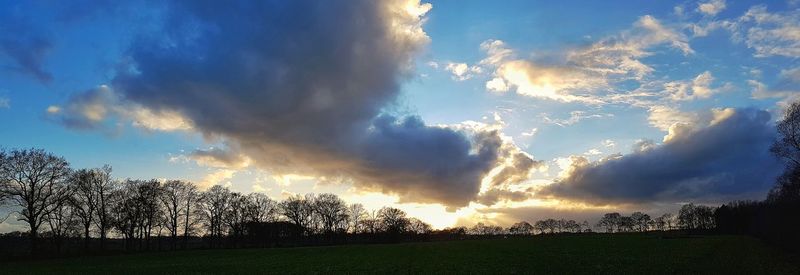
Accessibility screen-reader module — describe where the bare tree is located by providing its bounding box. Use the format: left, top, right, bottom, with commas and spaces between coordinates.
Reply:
508, 221, 533, 235
770, 101, 800, 202
597, 213, 621, 233
772, 101, 800, 166
0, 148, 71, 254
631, 212, 651, 232
377, 207, 409, 234
160, 180, 188, 249
347, 203, 367, 233
199, 185, 232, 246
182, 183, 199, 248
655, 213, 674, 231
246, 193, 278, 223
70, 168, 97, 248
314, 193, 348, 234
407, 218, 432, 234
44, 183, 76, 253
280, 194, 315, 235
92, 165, 114, 249
136, 180, 163, 250
110, 180, 138, 250
224, 192, 251, 240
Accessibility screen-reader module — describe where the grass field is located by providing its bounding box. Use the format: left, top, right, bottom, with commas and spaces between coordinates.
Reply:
4, 234, 798, 274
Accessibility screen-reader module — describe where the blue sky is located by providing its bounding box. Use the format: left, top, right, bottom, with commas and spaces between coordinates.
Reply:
1, 0, 798, 229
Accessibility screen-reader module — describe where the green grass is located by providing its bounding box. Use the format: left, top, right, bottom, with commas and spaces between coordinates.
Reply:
4, 234, 798, 274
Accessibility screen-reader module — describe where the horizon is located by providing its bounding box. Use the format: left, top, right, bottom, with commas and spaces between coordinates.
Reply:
1, 0, 799, 232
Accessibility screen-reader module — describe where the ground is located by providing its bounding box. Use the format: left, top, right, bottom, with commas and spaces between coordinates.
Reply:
4, 234, 798, 274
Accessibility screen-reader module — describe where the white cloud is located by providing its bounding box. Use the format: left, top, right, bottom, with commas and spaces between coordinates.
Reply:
0, 97, 8, 109
749, 67, 800, 100
521, 128, 538, 137
584, 149, 602, 156
486, 77, 509, 92
666, 71, 728, 101
445, 62, 482, 81
570, 15, 693, 79
737, 6, 800, 58
602, 139, 616, 148
698, 0, 726, 16
46, 105, 60, 113
198, 169, 237, 190
541, 111, 613, 127
478, 15, 693, 104
647, 105, 699, 131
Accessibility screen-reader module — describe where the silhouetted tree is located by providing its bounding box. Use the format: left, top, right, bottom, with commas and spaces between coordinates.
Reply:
678, 203, 715, 230
246, 193, 278, 223
69, 168, 98, 248
314, 193, 348, 234
226, 192, 253, 242
654, 213, 674, 231
631, 212, 651, 232
347, 203, 367, 233
508, 221, 533, 235
44, 180, 76, 253
91, 166, 114, 249
597, 213, 621, 233
181, 183, 199, 248
0, 148, 71, 255
280, 194, 314, 235
378, 207, 409, 234
617, 216, 635, 232
160, 180, 189, 249
136, 179, 163, 250
199, 185, 231, 247
408, 218, 432, 234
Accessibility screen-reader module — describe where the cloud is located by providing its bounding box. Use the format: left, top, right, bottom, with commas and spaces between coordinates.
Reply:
698, 0, 726, 16
665, 71, 727, 101
47, 85, 192, 132
0, 10, 53, 84
568, 15, 693, 80
480, 15, 692, 103
0, 97, 9, 109
749, 67, 800, 100
734, 6, 800, 58
188, 147, 251, 169
445, 62, 482, 81
521, 128, 538, 137
647, 105, 699, 131
55, 0, 537, 208
198, 169, 237, 190
541, 108, 783, 204
541, 111, 614, 127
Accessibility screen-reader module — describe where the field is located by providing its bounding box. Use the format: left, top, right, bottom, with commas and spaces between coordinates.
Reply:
4, 234, 798, 274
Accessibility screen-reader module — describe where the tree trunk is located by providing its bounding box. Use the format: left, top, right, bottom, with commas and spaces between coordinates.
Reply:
29, 221, 39, 258
84, 224, 91, 250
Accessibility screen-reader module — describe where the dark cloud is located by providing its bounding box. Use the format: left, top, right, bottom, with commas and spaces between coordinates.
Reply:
55, 0, 538, 207
541, 108, 783, 205
0, 9, 53, 84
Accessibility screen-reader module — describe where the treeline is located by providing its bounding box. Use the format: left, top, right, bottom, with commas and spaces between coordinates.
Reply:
0, 148, 443, 257
595, 204, 714, 233
0, 147, 713, 259
713, 101, 800, 252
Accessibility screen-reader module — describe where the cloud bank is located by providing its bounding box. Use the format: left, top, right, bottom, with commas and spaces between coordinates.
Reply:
542, 108, 783, 205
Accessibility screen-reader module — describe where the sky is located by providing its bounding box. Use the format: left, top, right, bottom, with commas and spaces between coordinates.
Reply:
0, 0, 798, 230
